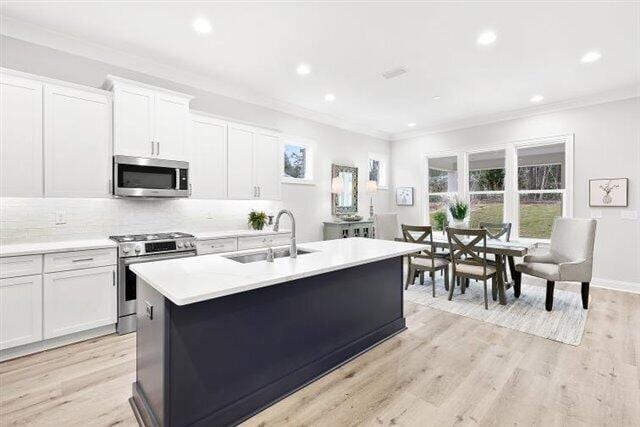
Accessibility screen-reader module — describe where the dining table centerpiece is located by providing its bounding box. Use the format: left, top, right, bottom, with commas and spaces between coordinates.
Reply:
448, 198, 469, 228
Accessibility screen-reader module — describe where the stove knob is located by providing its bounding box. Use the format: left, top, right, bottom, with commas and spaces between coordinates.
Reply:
134, 245, 142, 253
189, 241, 195, 247
122, 247, 130, 254
177, 242, 184, 248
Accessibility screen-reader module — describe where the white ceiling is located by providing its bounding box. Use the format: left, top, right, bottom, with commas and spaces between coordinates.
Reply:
1, 1, 639, 139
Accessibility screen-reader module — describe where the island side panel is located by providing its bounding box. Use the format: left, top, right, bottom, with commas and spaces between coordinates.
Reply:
168, 256, 404, 426
132, 278, 170, 427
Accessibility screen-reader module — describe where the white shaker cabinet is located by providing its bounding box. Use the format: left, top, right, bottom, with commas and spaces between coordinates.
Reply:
0, 73, 43, 197
43, 265, 117, 339
0, 275, 43, 350
189, 114, 228, 199
44, 85, 112, 197
107, 76, 192, 161
227, 123, 281, 200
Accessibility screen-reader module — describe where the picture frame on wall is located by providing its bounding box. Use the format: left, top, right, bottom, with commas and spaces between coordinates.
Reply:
396, 187, 414, 206
589, 178, 628, 207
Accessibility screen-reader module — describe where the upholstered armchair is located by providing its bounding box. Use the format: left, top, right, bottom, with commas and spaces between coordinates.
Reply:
373, 213, 399, 240
514, 218, 597, 311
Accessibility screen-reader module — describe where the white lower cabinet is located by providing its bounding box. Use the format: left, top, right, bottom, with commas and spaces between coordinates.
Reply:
0, 275, 43, 350
43, 265, 117, 339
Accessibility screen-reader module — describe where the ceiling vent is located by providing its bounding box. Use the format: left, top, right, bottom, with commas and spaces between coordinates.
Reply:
381, 67, 408, 80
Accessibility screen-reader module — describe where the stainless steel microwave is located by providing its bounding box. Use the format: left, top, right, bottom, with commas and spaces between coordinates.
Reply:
113, 155, 190, 198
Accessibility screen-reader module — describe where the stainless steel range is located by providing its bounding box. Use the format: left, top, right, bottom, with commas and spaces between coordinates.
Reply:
110, 232, 196, 334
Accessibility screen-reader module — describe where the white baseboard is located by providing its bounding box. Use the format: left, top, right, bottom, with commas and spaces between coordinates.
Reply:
591, 277, 640, 294
0, 324, 116, 362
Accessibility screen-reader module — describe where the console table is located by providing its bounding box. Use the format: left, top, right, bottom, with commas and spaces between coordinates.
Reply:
323, 220, 374, 240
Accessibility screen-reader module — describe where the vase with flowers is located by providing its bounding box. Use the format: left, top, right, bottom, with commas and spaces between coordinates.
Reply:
448, 198, 469, 228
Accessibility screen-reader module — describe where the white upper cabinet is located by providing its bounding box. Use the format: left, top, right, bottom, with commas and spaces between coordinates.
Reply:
0, 73, 43, 197
189, 114, 228, 199
106, 76, 192, 161
227, 123, 281, 200
44, 85, 112, 197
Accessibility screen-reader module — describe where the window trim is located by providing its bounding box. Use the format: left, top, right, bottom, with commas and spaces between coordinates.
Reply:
368, 152, 389, 189
424, 151, 463, 226
280, 136, 315, 185
467, 148, 507, 228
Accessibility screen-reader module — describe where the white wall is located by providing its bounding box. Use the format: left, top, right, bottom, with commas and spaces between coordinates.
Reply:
391, 97, 640, 286
0, 36, 391, 244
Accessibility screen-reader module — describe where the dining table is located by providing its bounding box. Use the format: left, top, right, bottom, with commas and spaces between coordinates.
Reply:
396, 233, 532, 305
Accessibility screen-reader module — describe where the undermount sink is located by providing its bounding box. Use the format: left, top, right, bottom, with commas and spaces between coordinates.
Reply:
224, 248, 313, 264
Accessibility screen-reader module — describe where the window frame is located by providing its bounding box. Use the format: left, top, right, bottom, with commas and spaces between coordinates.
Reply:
368, 152, 389, 189
422, 134, 574, 242
467, 148, 507, 229
280, 136, 315, 185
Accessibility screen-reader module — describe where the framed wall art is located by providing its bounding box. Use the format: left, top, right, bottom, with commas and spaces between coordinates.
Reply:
396, 187, 414, 206
589, 178, 628, 207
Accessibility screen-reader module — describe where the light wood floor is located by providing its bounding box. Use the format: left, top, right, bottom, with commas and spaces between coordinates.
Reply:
1, 282, 639, 426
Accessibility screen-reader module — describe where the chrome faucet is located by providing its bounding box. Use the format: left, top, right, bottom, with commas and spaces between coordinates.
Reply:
273, 209, 297, 258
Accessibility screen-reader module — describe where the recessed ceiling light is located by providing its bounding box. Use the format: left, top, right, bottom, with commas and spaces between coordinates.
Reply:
324, 93, 336, 102
530, 95, 544, 103
296, 64, 311, 75
192, 17, 212, 34
477, 31, 497, 46
407, 122, 417, 128
581, 51, 602, 63
432, 96, 442, 101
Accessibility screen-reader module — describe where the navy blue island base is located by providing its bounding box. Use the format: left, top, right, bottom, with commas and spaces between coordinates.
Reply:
130, 256, 405, 427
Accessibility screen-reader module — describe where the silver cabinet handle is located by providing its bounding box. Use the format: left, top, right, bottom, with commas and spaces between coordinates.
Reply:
258, 186, 261, 198
151, 141, 154, 156
156, 141, 160, 156
188, 183, 192, 196
72, 257, 94, 263
107, 179, 112, 194
112, 270, 116, 286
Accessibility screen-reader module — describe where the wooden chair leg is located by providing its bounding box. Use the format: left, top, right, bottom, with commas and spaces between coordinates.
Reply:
581, 282, 590, 309
483, 280, 488, 310
420, 271, 425, 285
513, 270, 522, 298
545, 280, 555, 311
444, 267, 449, 292
448, 273, 456, 301
405, 266, 415, 290
461, 276, 466, 294
491, 277, 497, 301
432, 271, 436, 297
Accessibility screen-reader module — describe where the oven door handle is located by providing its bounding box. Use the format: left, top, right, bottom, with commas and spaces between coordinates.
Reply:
122, 250, 197, 265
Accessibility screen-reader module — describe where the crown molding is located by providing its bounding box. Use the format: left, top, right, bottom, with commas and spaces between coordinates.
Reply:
0, 15, 390, 141
390, 85, 640, 141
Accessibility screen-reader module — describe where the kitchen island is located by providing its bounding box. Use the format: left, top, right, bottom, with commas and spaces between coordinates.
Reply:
129, 238, 427, 427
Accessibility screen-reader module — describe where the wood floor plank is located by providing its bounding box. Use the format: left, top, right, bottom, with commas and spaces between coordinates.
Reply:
1, 283, 638, 426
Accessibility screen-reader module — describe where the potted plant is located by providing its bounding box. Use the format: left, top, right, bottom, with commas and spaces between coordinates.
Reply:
248, 210, 268, 230
448, 198, 469, 228
432, 210, 447, 231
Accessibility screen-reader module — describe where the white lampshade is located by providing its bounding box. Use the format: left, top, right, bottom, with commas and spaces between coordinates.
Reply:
366, 180, 378, 194
331, 176, 344, 194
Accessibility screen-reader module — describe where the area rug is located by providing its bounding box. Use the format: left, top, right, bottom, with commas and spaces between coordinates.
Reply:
404, 278, 588, 345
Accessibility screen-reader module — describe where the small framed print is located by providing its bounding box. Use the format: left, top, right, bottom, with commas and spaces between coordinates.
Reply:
396, 187, 414, 206
589, 178, 628, 207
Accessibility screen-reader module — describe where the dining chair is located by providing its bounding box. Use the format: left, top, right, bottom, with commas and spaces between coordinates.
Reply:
402, 225, 450, 297
373, 213, 399, 241
446, 227, 498, 310
479, 222, 512, 283
515, 218, 597, 311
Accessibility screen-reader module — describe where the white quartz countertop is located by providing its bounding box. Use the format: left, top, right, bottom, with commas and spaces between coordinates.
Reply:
192, 228, 291, 240
131, 238, 427, 306
0, 238, 117, 257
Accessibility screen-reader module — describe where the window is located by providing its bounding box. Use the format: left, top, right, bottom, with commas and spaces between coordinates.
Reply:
281, 138, 314, 184
468, 150, 505, 228
516, 143, 566, 239
427, 155, 458, 229
368, 153, 388, 188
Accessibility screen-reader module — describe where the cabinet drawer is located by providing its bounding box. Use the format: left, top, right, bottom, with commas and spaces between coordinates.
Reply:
0, 274, 43, 350
44, 265, 117, 339
44, 248, 116, 273
0, 255, 43, 279
237, 233, 292, 250
197, 237, 238, 255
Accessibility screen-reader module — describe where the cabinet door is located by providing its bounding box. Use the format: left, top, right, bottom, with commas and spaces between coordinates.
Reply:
253, 132, 281, 200
0, 275, 43, 350
43, 266, 116, 339
227, 125, 255, 199
113, 85, 154, 158
0, 74, 43, 197
154, 93, 189, 160
189, 115, 228, 199
44, 85, 112, 197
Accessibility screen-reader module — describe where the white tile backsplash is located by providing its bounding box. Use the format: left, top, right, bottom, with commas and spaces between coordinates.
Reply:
0, 198, 283, 244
